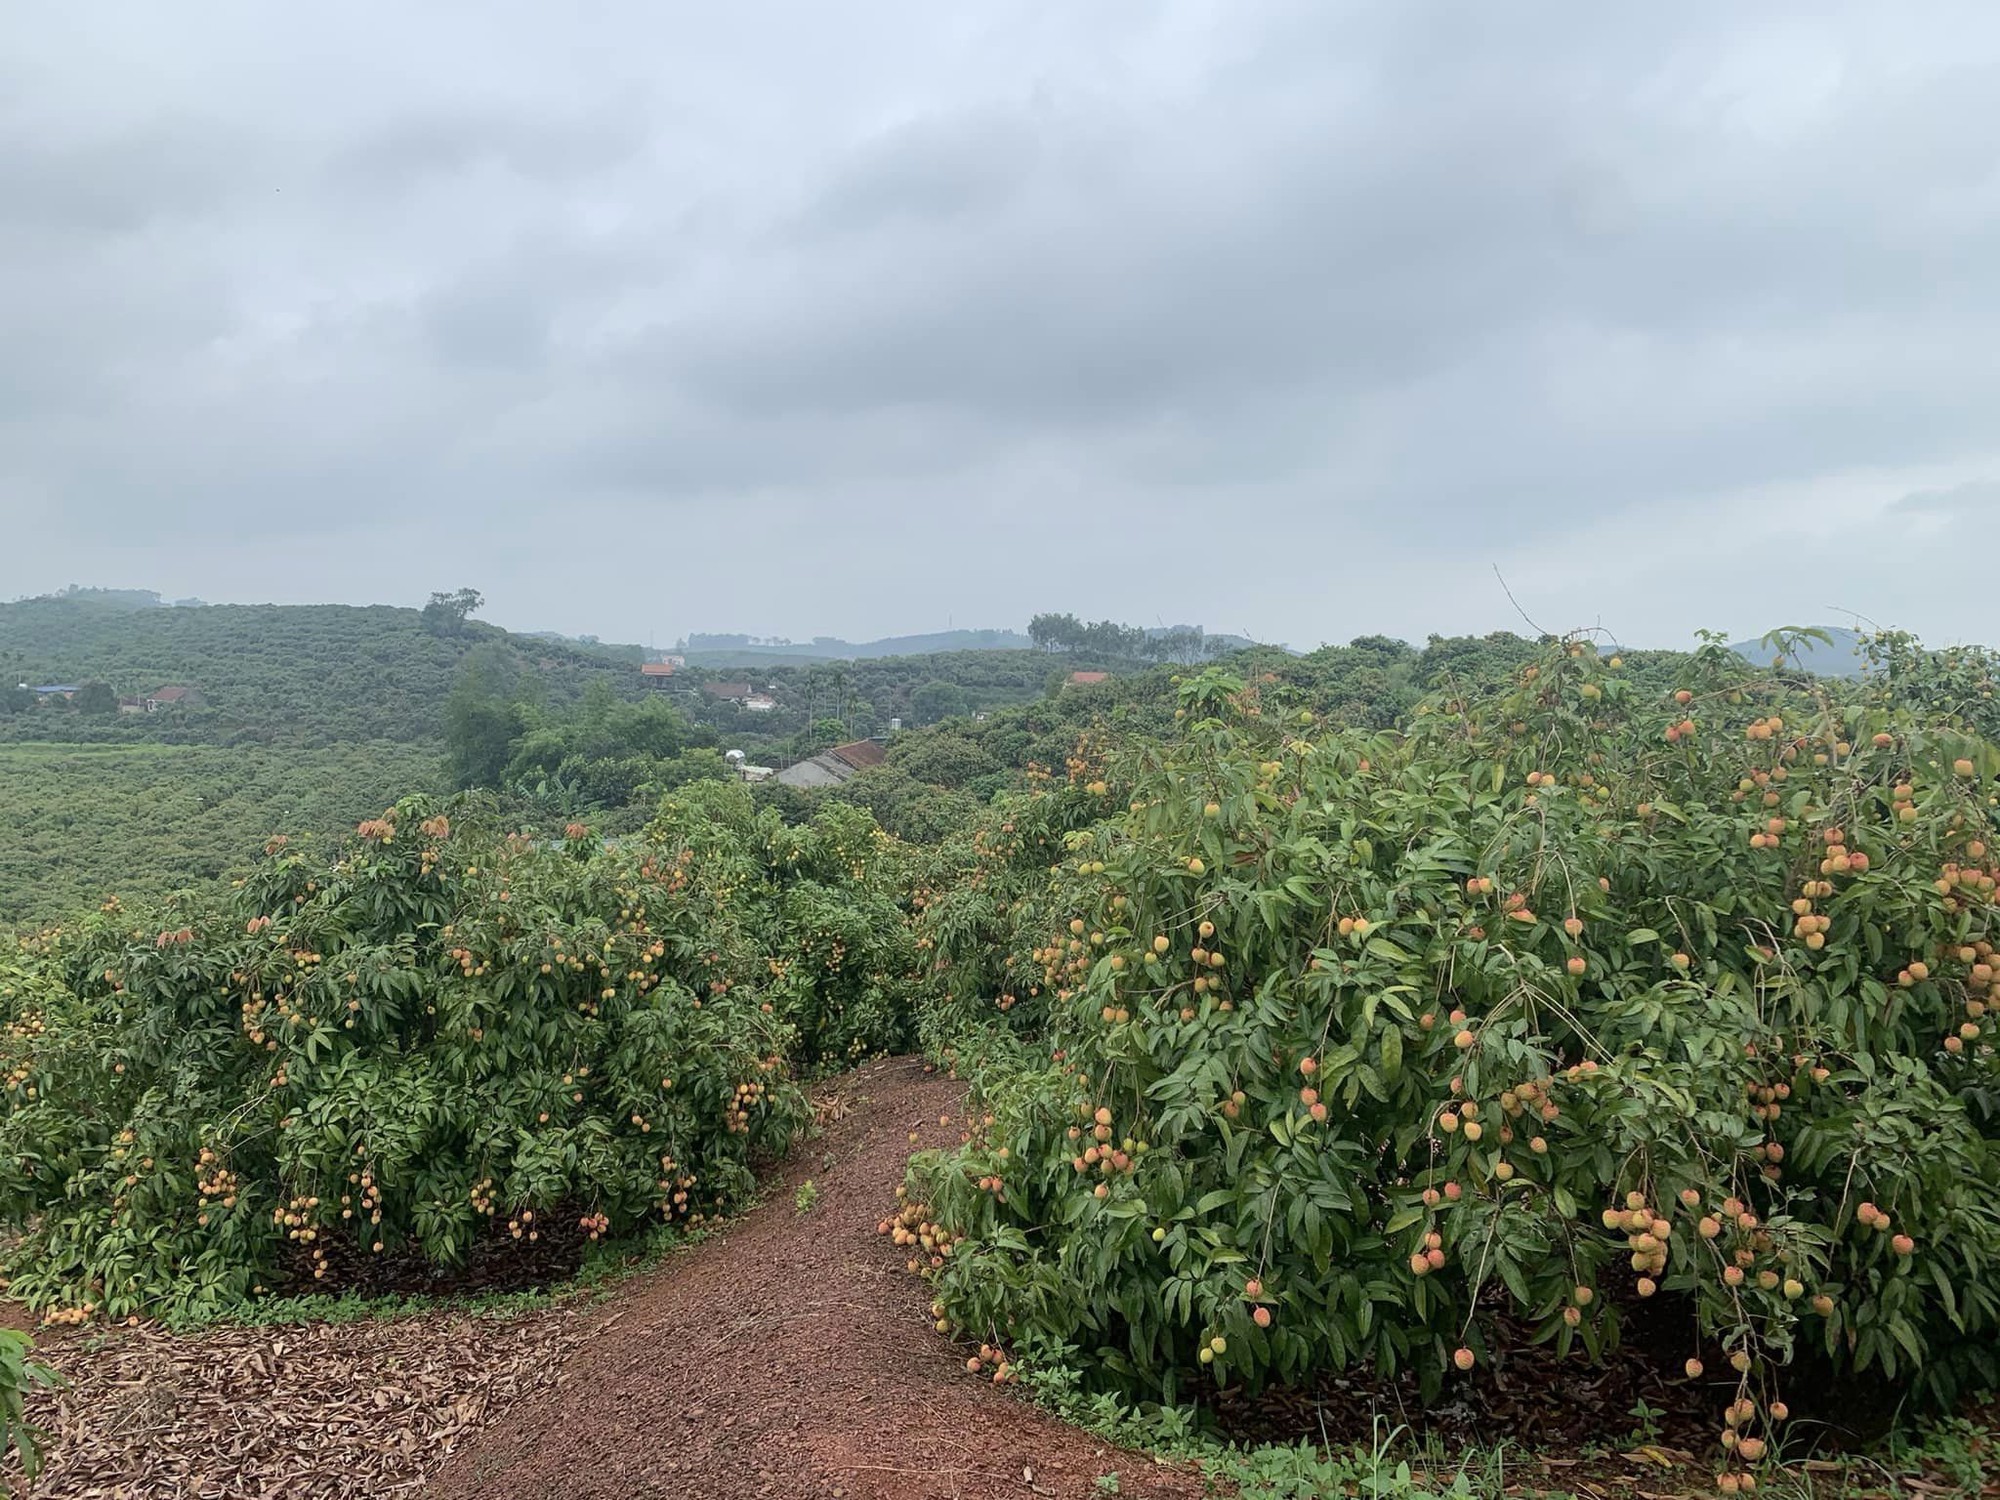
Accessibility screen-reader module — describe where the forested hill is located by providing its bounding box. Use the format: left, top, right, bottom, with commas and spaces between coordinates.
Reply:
0, 596, 639, 747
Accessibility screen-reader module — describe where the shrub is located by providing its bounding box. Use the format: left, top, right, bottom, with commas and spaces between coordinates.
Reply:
912, 743, 1123, 1049
652, 786, 924, 1070
0, 799, 806, 1320
910, 642, 2000, 1473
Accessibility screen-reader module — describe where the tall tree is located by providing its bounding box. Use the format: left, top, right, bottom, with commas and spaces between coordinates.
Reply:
910, 680, 969, 725
421, 588, 485, 637
443, 644, 526, 788
1028, 613, 1083, 653
72, 682, 117, 715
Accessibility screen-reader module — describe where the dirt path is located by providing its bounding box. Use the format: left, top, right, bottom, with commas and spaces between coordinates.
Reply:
428, 1056, 1205, 1500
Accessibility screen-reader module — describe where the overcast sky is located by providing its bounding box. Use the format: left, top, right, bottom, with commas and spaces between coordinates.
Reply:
3, 2, 1997, 651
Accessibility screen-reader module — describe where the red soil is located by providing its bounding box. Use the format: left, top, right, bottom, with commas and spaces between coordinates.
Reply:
427, 1056, 1205, 1500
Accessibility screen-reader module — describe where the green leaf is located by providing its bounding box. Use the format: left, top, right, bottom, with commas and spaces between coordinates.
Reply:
1495, 1253, 1532, 1308
1378, 1026, 1403, 1082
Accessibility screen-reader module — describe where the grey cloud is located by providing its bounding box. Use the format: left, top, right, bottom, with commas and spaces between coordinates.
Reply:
792, 108, 1051, 237
2, 1, 1999, 651
421, 279, 555, 369
329, 98, 656, 195
1895, 479, 2000, 516
0, 117, 251, 238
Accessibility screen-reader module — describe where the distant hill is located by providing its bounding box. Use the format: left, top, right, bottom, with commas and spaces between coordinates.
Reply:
675, 628, 1034, 664
0, 594, 642, 747
1729, 627, 1870, 679
667, 624, 1264, 667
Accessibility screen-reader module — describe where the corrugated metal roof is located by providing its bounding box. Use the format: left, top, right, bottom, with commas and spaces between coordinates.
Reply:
828, 739, 886, 770
775, 755, 852, 788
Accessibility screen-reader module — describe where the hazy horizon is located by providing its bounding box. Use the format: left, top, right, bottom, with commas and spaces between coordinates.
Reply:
4, 580, 1917, 660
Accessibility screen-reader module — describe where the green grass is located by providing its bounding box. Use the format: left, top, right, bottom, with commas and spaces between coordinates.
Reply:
0, 739, 443, 928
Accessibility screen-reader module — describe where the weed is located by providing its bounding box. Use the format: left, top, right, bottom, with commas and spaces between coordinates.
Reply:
1626, 1398, 1663, 1447
1201, 1422, 1561, 1500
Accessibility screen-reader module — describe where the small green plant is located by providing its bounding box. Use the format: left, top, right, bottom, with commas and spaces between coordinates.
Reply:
794, 1180, 819, 1214
1202, 1422, 1544, 1500
1877, 1413, 1992, 1497
1627, 1397, 1663, 1447
1093, 1474, 1120, 1495
0, 1328, 59, 1492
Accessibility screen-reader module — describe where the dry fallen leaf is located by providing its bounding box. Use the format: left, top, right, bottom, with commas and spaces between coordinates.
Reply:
1622, 1445, 1678, 1469
4, 1307, 581, 1499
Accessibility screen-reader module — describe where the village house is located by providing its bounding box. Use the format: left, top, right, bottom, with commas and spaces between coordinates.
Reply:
723, 749, 775, 783
638, 655, 685, 689
119, 685, 202, 713
774, 738, 887, 789
1064, 670, 1110, 687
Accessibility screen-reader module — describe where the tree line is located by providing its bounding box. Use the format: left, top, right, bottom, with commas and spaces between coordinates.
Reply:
1026, 613, 1231, 664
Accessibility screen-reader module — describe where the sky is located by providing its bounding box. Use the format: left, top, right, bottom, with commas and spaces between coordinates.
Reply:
2, 2, 1997, 653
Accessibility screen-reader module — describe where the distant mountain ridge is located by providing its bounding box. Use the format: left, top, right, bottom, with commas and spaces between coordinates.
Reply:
509, 625, 1273, 668
663, 624, 1263, 664
1729, 627, 1870, 679
676, 627, 1033, 661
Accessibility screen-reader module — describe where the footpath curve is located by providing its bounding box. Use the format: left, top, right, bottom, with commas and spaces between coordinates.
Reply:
428, 1055, 1206, 1500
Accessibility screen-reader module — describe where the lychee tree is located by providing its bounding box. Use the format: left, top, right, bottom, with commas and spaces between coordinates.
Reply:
0, 792, 927, 1320
912, 762, 1123, 1051
651, 785, 925, 1070
908, 640, 2000, 1484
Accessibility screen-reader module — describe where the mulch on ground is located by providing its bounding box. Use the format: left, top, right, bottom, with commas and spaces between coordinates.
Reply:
280, 1202, 598, 1301
1217, 1268, 1766, 1461
8, 1308, 580, 1498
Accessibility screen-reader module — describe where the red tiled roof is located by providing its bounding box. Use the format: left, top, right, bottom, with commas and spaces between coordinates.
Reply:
702, 682, 752, 698
149, 685, 194, 702
639, 662, 676, 677
828, 739, 887, 771
1066, 671, 1110, 685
